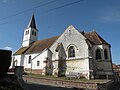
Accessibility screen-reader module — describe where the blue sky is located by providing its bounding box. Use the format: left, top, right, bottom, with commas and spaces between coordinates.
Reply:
0, 0, 120, 64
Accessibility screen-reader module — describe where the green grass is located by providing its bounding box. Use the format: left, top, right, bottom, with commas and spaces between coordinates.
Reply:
27, 73, 55, 78
25, 73, 110, 83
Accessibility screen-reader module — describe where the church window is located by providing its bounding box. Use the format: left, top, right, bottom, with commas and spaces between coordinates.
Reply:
28, 56, 31, 63
96, 49, 101, 59
34, 31, 36, 36
32, 31, 34, 35
37, 61, 40, 66
68, 46, 75, 58
27, 30, 29, 34
25, 31, 27, 35
25, 30, 29, 35
104, 49, 108, 59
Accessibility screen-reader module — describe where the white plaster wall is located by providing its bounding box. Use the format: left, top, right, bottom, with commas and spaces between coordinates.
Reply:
13, 55, 22, 66
10, 54, 25, 68
24, 50, 48, 69
22, 28, 31, 47
66, 59, 90, 73
50, 25, 90, 78
50, 25, 89, 61
22, 28, 38, 47
53, 58, 90, 79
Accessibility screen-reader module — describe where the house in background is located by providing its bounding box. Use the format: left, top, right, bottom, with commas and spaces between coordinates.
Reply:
113, 64, 120, 76
11, 15, 113, 79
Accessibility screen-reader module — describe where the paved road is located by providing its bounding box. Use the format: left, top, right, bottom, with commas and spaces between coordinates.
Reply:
26, 82, 120, 90
26, 83, 80, 90
23, 76, 120, 90
23, 76, 84, 90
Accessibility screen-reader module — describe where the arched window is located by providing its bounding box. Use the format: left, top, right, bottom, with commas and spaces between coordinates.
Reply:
25, 30, 29, 35
68, 46, 75, 58
28, 56, 31, 63
34, 31, 36, 36
104, 49, 108, 59
32, 31, 34, 35
25, 31, 27, 35
96, 49, 101, 59
37, 61, 40, 66
27, 30, 29, 34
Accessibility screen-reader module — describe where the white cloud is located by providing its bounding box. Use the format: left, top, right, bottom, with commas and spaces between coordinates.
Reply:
3, 46, 13, 50
100, 9, 120, 23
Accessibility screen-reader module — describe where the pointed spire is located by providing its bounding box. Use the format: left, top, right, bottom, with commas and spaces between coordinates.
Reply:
27, 14, 37, 29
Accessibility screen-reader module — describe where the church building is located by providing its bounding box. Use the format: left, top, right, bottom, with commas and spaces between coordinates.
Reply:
12, 15, 113, 79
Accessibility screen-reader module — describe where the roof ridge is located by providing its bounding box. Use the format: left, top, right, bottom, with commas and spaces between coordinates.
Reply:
84, 31, 109, 45
38, 36, 60, 41
94, 31, 109, 44
84, 31, 96, 34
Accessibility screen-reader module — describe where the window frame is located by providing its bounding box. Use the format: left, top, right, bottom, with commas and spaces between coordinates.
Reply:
28, 56, 31, 64
95, 48, 102, 60
68, 46, 75, 58
25, 31, 27, 35
37, 61, 40, 66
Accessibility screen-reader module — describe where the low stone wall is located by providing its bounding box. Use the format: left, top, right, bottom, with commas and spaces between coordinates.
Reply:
24, 68, 43, 74
23, 75, 114, 90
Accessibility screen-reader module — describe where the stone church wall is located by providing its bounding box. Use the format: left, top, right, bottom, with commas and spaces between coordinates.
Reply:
50, 25, 90, 79
50, 25, 89, 61
92, 45, 113, 78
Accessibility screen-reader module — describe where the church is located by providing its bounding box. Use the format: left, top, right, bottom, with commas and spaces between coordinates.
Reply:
11, 15, 113, 79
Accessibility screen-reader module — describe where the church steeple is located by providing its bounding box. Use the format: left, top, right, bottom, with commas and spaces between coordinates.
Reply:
22, 14, 38, 47
27, 14, 37, 29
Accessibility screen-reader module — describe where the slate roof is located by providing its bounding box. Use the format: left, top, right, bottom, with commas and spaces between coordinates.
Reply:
27, 14, 37, 29
14, 31, 109, 55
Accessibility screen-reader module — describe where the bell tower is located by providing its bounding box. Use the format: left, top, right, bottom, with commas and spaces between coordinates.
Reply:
22, 14, 38, 47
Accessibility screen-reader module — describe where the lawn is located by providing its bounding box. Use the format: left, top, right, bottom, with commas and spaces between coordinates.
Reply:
25, 73, 110, 84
